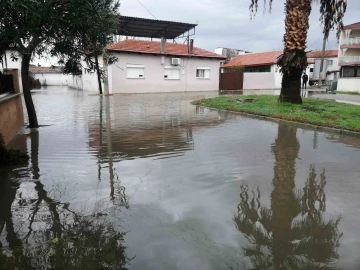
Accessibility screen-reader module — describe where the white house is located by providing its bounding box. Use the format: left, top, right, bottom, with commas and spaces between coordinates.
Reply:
338, 22, 360, 93
222, 50, 338, 90
83, 39, 226, 94
306, 50, 339, 84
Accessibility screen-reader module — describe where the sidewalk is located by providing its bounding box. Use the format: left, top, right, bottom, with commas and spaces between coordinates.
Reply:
311, 93, 360, 106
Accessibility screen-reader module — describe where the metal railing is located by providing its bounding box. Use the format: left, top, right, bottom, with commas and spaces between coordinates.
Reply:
339, 56, 360, 64
341, 37, 360, 45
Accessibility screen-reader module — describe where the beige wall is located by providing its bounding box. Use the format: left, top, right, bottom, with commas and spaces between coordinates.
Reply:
0, 70, 24, 144
343, 48, 360, 57
108, 53, 221, 94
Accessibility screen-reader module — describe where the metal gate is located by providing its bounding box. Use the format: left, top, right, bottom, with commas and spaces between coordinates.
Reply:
219, 68, 243, 90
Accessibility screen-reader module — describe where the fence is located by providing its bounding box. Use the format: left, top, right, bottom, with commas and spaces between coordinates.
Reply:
219, 68, 244, 90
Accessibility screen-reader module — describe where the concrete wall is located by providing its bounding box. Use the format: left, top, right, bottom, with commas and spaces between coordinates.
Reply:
0, 50, 23, 93
33, 73, 83, 89
106, 53, 221, 94
81, 56, 105, 92
338, 78, 360, 93
0, 70, 24, 145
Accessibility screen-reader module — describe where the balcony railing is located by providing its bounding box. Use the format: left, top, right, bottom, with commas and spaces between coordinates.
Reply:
340, 37, 360, 45
339, 56, 360, 65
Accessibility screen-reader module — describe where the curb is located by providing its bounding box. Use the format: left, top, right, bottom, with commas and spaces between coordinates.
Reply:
194, 105, 360, 138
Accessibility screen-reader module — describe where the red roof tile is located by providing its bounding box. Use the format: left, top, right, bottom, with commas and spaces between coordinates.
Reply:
223, 50, 338, 68
107, 40, 226, 59
344, 22, 360, 30
29, 65, 63, 74
222, 51, 282, 68
307, 50, 338, 58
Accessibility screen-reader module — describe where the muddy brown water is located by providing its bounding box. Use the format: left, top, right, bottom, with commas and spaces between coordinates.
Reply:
1, 87, 360, 269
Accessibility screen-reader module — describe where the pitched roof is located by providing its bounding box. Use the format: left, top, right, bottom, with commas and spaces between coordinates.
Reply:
344, 22, 360, 30
29, 65, 63, 74
223, 50, 338, 68
307, 50, 338, 58
107, 40, 226, 59
222, 51, 282, 68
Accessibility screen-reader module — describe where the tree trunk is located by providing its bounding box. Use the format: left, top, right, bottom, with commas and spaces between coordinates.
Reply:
278, 0, 312, 104
95, 54, 103, 95
21, 54, 39, 128
279, 67, 303, 104
271, 123, 300, 268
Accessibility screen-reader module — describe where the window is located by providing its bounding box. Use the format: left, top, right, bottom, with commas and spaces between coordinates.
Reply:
127, 64, 145, 79
164, 66, 181, 80
244, 65, 271, 73
310, 68, 314, 72
342, 66, 356, 77
328, 60, 333, 66
196, 67, 210, 79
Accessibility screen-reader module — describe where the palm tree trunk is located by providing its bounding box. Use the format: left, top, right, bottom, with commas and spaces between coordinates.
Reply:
271, 123, 300, 267
278, 0, 312, 104
21, 54, 39, 128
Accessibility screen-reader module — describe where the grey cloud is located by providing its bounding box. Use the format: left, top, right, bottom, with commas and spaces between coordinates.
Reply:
120, 0, 360, 53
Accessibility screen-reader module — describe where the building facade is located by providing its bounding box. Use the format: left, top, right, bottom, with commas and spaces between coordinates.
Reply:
338, 22, 360, 93
83, 40, 226, 94
222, 50, 338, 90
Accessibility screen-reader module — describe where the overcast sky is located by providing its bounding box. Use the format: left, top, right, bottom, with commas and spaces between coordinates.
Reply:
120, 0, 360, 53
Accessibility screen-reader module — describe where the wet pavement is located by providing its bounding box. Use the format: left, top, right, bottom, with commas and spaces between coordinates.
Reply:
312, 93, 360, 105
1, 87, 360, 269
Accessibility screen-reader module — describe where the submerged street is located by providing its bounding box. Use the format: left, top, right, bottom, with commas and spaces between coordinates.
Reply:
1, 87, 360, 269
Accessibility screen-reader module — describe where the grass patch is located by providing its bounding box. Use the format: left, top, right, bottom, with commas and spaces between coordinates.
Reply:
0, 135, 29, 166
192, 95, 360, 132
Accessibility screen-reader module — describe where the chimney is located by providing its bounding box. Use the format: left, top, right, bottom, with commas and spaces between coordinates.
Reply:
160, 37, 166, 54
188, 39, 194, 54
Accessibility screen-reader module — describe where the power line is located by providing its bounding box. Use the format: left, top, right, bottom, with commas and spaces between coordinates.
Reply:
136, 0, 158, 20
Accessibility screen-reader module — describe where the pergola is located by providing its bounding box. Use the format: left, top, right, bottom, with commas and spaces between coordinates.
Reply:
117, 16, 197, 41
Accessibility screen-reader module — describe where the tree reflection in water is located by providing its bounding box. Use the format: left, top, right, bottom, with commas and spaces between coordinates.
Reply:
0, 130, 130, 270
234, 123, 342, 270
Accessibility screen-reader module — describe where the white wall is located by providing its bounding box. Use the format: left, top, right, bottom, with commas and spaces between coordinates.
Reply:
338, 78, 360, 93
1, 50, 23, 92
67, 75, 83, 89
81, 56, 104, 92
34, 73, 67, 86
107, 53, 221, 94
33, 73, 82, 89
243, 65, 277, 90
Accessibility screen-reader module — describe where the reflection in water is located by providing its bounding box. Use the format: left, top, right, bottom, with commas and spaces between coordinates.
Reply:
235, 123, 342, 269
0, 130, 130, 269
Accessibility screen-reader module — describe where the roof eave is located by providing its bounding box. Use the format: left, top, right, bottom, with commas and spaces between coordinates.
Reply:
107, 49, 226, 60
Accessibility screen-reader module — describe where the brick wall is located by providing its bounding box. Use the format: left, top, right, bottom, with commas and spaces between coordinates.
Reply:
0, 70, 24, 145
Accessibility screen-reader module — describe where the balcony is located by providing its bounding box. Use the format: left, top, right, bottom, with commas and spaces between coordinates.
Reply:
340, 37, 360, 49
339, 56, 360, 66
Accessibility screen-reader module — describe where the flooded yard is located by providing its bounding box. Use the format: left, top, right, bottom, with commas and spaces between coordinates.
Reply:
1, 87, 360, 269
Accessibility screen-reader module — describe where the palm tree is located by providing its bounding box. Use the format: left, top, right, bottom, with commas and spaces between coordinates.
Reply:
249, 0, 347, 104
234, 123, 342, 269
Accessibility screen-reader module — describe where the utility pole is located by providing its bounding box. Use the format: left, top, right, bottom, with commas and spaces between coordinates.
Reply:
318, 37, 327, 86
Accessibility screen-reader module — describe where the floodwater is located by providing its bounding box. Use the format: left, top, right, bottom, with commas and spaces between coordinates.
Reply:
1, 87, 360, 269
